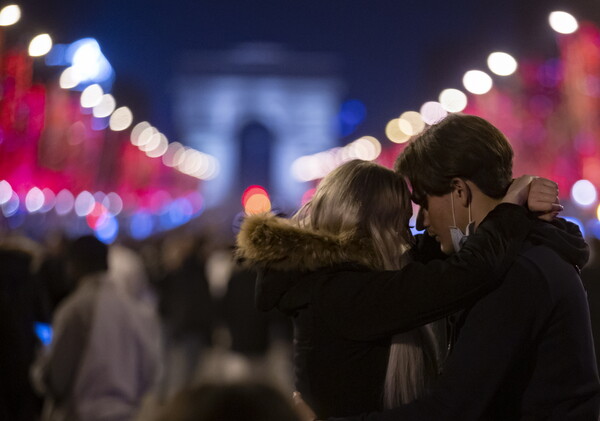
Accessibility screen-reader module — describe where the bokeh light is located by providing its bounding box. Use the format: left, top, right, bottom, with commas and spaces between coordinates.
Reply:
398, 111, 425, 136
245, 194, 271, 215
102, 192, 123, 215
131, 122, 151, 146
74, 191, 95, 216
40, 188, 56, 213
242, 185, 268, 207
439, 88, 468, 112
130, 211, 154, 240
0, 180, 13, 205
59, 67, 80, 89
0, 5, 21, 26
146, 134, 169, 158
462, 70, 493, 95
29, 34, 53, 57
55, 190, 75, 215
109, 107, 133, 131
162, 142, 184, 167
68, 38, 113, 85
25, 187, 44, 213
386, 118, 410, 143
487, 52, 518, 76
95, 214, 119, 244
93, 94, 116, 118
571, 179, 597, 207
419, 101, 448, 125
2, 192, 19, 217
80, 84, 104, 108
549, 11, 579, 34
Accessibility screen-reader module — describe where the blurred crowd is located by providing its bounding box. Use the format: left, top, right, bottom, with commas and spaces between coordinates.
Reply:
0, 226, 294, 421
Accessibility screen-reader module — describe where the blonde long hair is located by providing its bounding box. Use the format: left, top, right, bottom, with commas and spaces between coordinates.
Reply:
293, 159, 439, 407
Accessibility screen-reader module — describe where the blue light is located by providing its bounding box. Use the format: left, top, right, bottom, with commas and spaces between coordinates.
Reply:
130, 211, 154, 240
34, 322, 53, 346
45, 44, 68, 66
66, 38, 114, 90
564, 216, 585, 237
95, 215, 119, 244
587, 220, 600, 240
338, 99, 367, 137
159, 199, 193, 230
91, 116, 110, 131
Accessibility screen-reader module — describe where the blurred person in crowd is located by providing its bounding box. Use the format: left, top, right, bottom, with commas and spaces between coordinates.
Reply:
154, 381, 300, 421
37, 231, 72, 315
582, 237, 600, 371
293, 114, 597, 420
32, 235, 160, 421
0, 245, 39, 421
237, 155, 559, 418
222, 264, 293, 385
157, 233, 216, 399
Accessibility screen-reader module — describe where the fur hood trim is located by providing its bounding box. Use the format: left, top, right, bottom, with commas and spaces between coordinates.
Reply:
236, 213, 380, 271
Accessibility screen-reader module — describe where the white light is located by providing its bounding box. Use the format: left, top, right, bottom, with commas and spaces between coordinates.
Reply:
439, 88, 468, 112
131, 122, 151, 145
145, 134, 169, 158
162, 142, 184, 167
135, 126, 156, 146
487, 52, 518, 76
0, 180, 13, 204
355, 136, 381, 161
29, 34, 53, 57
386, 118, 411, 144
80, 84, 104, 108
139, 132, 162, 152
69, 39, 112, 83
74, 191, 95, 216
102, 192, 123, 215
59, 67, 80, 89
419, 101, 448, 125
40, 188, 56, 212
55, 190, 75, 215
549, 11, 579, 34
463, 70, 493, 95
398, 111, 425, 136
2, 192, 19, 217
93, 94, 116, 118
109, 107, 133, 131
0, 5, 21, 26
25, 187, 45, 213
571, 179, 597, 207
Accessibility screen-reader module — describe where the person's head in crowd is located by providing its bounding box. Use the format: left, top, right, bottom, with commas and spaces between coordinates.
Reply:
294, 159, 414, 270
66, 235, 108, 282
155, 382, 300, 421
395, 113, 514, 254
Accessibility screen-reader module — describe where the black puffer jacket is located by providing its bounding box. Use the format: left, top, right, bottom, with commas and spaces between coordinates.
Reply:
237, 204, 535, 418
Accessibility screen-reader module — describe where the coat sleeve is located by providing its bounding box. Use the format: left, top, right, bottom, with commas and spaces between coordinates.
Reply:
317, 203, 534, 341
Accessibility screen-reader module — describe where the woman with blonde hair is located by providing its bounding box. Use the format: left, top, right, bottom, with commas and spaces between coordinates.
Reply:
237, 159, 555, 418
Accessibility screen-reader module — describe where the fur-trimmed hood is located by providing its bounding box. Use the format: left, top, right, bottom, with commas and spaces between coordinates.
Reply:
236, 213, 380, 271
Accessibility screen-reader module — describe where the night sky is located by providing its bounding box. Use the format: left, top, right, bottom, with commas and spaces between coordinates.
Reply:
15, 0, 598, 143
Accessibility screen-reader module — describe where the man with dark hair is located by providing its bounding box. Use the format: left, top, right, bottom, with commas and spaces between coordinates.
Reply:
327, 114, 599, 420
33, 236, 160, 421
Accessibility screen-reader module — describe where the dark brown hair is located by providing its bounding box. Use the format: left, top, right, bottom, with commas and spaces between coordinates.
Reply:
395, 114, 513, 203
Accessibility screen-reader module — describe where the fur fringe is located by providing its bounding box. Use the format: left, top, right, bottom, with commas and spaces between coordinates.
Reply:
236, 213, 379, 271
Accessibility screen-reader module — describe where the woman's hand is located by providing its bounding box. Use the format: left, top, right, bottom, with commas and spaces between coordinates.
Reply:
502, 176, 563, 221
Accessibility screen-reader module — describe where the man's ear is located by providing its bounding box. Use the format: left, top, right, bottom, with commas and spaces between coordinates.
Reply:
451, 178, 471, 207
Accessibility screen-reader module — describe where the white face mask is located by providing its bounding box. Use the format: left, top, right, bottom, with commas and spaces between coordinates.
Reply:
449, 191, 475, 252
